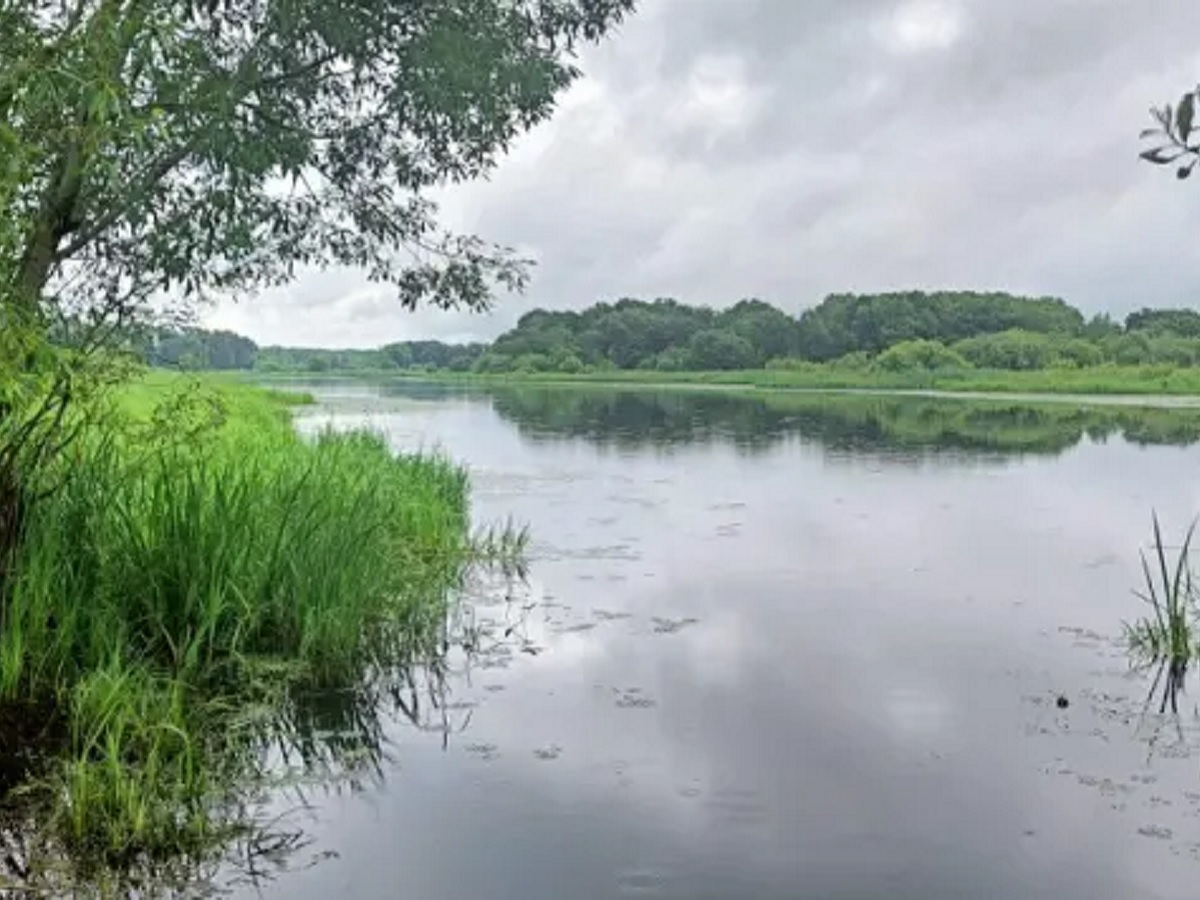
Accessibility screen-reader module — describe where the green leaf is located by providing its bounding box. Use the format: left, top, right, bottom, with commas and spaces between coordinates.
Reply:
1141, 147, 1183, 165
1177, 93, 1195, 140
0, 0, 636, 326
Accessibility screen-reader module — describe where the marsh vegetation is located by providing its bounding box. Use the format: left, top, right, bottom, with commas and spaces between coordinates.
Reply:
0, 374, 529, 892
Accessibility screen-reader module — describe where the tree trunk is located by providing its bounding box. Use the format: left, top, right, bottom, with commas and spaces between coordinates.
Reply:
14, 144, 84, 319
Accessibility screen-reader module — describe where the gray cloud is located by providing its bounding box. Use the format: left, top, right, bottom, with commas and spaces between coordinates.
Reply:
205, 0, 1200, 347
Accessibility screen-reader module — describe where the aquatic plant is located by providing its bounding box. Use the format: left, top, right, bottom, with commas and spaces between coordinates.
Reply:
0, 375, 495, 875
1124, 514, 1197, 662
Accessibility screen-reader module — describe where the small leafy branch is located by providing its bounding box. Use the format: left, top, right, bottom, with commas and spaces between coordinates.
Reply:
1141, 86, 1200, 180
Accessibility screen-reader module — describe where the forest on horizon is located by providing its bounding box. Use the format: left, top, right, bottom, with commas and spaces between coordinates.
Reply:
137, 291, 1200, 376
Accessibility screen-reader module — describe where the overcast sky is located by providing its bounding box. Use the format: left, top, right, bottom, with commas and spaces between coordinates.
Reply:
202, 0, 1200, 348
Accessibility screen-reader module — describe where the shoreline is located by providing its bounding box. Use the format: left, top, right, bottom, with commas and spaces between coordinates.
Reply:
241, 369, 1200, 411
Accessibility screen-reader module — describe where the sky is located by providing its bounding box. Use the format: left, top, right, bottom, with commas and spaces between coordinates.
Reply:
202, 0, 1200, 349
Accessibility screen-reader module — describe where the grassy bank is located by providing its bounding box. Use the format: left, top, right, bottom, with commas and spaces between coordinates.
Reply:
406, 364, 1200, 397
242, 362, 1200, 400
0, 372, 474, 878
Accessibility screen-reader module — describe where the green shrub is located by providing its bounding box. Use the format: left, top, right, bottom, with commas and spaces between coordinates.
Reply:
473, 353, 514, 374
875, 340, 969, 372
1147, 337, 1200, 367
1056, 339, 1104, 368
830, 351, 873, 370
656, 347, 691, 372
952, 330, 1057, 370
1110, 333, 1153, 366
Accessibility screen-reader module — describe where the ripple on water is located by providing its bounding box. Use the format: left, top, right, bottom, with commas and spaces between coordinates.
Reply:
651, 616, 700, 635
553, 622, 598, 635
464, 742, 499, 761
614, 687, 657, 709
615, 867, 670, 896
541, 543, 642, 562
593, 609, 634, 622
1138, 824, 1175, 840
701, 789, 768, 829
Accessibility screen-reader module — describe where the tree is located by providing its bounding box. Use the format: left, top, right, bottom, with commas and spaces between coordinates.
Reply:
794, 291, 1082, 361
952, 330, 1058, 370
0, 0, 636, 328
1140, 86, 1200, 180
685, 329, 757, 371
0, 0, 635, 589
1082, 313, 1121, 340
1125, 307, 1200, 337
719, 298, 799, 364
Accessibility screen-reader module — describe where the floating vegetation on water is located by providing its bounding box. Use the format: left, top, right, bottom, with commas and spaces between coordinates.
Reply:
469, 518, 531, 580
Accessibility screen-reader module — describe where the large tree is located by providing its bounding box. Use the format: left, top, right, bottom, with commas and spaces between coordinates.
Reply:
0, 0, 634, 584
0, 0, 635, 328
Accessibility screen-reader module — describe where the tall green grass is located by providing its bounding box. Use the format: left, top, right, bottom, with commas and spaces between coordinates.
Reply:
0, 373, 476, 872
1125, 515, 1198, 662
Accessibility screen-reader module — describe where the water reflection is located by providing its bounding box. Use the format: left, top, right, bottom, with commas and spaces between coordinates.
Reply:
476, 385, 1200, 459
1142, 657, 1189, 718
223, 381, 1200, 899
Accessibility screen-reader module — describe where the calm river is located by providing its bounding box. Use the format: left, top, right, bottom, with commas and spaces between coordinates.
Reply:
230, 381, 1200, 900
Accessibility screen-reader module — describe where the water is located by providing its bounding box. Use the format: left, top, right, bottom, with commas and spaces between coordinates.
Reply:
233, 383, 1200, 899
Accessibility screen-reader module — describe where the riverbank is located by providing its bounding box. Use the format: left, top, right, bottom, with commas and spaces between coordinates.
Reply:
451, 365, 1200, 396
245, 363, 1200, 401
0, 372, 475, 886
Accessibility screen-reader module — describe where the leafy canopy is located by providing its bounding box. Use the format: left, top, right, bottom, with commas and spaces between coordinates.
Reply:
0, 0, 635, 326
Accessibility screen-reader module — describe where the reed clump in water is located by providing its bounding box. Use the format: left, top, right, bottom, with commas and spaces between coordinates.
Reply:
1124, 514, 1198, 664
0, 374, 482, 871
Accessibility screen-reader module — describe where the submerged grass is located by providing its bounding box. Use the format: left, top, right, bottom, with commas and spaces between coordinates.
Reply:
0, 371, 477, 875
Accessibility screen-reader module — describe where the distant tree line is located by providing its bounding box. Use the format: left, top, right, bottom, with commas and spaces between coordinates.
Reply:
140, 331, 487, 374
255, 341, 487, 373
142, 293, 1200, 375
134, 327, 260, 370
476, 298, 798, 372
475, 293, 1200, 374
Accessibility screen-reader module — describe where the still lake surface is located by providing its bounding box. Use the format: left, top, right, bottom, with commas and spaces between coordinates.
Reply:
231, 381, 1200, 900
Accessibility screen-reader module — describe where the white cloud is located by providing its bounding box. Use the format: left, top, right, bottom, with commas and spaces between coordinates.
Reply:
200, 0, 1200, 347
881, 1, 965, 53
664, 53, 764, 142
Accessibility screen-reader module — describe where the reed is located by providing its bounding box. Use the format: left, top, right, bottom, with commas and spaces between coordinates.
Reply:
0, 374, 478, 869
1124, 514, 1197, 662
